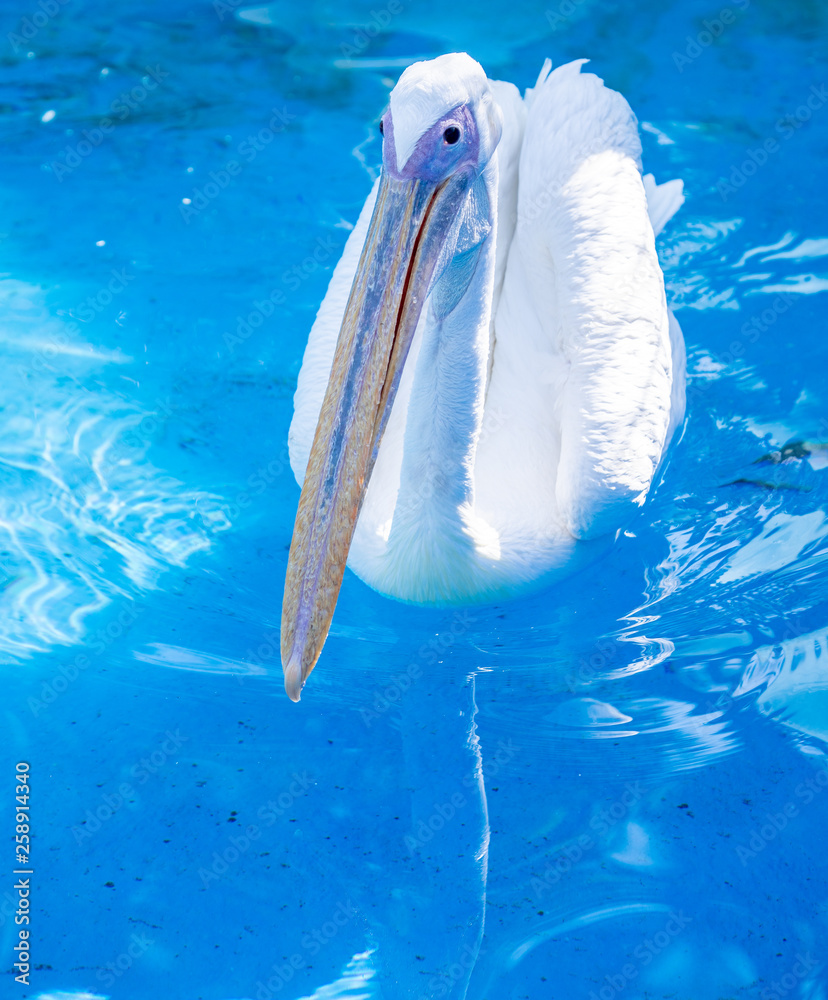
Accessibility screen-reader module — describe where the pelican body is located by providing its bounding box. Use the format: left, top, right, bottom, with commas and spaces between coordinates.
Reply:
281, 54, 685, 700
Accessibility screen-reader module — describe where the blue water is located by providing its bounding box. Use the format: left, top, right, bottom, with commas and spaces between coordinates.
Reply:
2, 0, 828, 997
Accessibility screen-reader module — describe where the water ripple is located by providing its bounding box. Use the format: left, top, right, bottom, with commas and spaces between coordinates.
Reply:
734, 626, 828, 747
0, 278, 227, 659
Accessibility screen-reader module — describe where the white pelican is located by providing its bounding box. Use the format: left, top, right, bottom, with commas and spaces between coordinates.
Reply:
281, 53, 685, 700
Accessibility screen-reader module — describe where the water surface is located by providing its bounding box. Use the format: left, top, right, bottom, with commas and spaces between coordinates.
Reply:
2, 0, 828, 998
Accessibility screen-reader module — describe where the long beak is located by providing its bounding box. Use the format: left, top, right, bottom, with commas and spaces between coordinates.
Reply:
280, 169, 470, 701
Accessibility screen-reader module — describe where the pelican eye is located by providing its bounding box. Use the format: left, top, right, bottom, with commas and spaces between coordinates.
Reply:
379, 119, 384, 136
443, 126, 460, 144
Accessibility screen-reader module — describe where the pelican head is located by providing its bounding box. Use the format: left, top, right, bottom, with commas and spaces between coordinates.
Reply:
280, 54, 503, 701
383, 53, 502, 180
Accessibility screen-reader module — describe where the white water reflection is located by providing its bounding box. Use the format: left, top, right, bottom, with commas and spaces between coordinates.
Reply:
719, 510, 828, 584
659, 223, 828, 318
763, 236, 828, 262
33, 993, 107, 1000
734, 626, 828, 746
135, 642, 269, 677
0, 278, 227, 659
295, 949, 377, 1000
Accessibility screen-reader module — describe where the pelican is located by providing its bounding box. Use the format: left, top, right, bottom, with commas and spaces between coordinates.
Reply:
280, 54, 686, 701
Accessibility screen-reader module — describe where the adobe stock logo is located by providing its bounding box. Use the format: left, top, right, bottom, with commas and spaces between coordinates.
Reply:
589, 911, 693, 1000
672, 0, 750, 72
50, 66, 170, 181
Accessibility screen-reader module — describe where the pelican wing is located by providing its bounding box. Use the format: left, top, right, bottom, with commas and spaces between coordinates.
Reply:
491, 60, 681, 541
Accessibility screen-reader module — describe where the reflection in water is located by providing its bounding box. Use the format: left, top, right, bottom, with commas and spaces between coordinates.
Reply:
719, 510, 828, 584
735, 626, 828, 746
0, 278, 227, 659
368, 674, 489, 999
507, 901, 679, 967
135, 642, 269, 678
32, 992, 108, 1000
291, 948, 376, 1000
662, 224, 828, 314
660, 218, 743, 312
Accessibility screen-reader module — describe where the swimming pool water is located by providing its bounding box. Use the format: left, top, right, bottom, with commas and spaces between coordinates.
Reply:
2, 0, 828, 998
